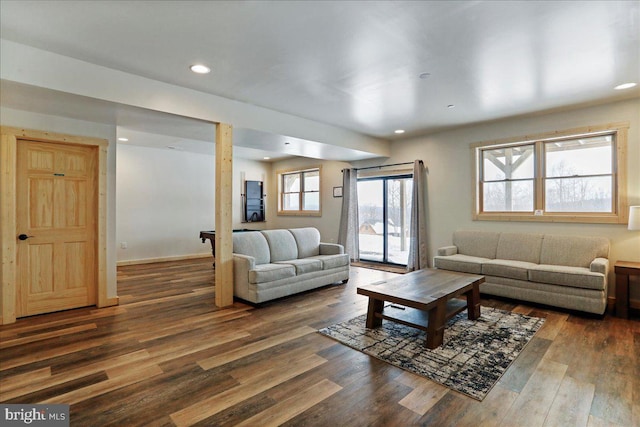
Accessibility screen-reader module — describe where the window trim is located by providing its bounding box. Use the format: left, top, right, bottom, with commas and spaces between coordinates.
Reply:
276, 166, 322, 216
471, 122, 629, 224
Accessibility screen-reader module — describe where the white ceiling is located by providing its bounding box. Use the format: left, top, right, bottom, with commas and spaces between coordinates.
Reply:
1, 0, 639, 155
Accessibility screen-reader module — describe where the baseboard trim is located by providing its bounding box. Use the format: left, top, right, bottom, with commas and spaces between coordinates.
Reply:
101, 296, 119, 307
117, 254, 212, 267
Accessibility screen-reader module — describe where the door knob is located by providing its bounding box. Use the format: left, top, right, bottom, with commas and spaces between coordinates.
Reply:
18, 234, 33, 241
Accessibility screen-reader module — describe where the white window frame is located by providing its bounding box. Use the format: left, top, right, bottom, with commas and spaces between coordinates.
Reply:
472, 123, 629, 224
277, 166, 322, 216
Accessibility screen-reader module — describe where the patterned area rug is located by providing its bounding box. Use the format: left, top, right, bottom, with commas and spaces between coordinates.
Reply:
318, 306, 545, 400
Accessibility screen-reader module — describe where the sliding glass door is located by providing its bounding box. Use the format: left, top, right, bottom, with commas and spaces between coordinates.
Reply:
357, 180, 384, 261
357, 175, 413, 265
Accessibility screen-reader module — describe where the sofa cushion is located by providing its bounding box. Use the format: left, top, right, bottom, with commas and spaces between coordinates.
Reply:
496, 233, 543, 264
249, 263, 296, 284
528, 264, 605, 291
453, 230, 500, 259
289, 227, 321, 258
233, 232, 270, 265
433, 254, 487, 274
539, 235, 609, 268
275, 258, 322, 275
262, 229, 299, 262
482, 259, 537, 281
311, 253, 350, 270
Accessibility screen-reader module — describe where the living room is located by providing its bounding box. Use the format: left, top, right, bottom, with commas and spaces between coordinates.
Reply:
1, 1, 639, 425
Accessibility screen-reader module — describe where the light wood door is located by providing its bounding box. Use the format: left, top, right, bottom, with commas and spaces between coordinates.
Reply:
16, 140, 97, 317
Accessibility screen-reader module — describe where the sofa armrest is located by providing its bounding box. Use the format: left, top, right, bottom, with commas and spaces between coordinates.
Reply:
437, 246, 458, 256
319, 242, 344, 255
233, 253, 256, 273
233, 254, 256, 302
590, 257, 609, 275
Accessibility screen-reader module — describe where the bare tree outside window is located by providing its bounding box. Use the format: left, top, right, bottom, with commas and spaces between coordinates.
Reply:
544, 136, 613, 212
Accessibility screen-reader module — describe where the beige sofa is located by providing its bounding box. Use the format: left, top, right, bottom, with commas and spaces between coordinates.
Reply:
232, 227, 350, 303
433, 230, 610, 314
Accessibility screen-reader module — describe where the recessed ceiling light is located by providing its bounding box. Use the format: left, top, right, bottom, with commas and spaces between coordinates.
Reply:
418, 72, 431, 79
190, 64, 211, 74
447, 104, 455, 109
394, 129, 405, 134
263, 156, 271, 160
614, 82, 637, 90
117, 137, 128, 142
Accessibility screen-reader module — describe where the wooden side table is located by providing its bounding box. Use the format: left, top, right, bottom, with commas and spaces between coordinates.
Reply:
614, 261, 640, 318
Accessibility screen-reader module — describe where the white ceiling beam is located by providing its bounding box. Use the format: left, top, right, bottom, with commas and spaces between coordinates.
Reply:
0, 39, 390, 158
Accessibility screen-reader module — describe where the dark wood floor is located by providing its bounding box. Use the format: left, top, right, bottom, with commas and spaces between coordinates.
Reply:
1, 258, 638, 426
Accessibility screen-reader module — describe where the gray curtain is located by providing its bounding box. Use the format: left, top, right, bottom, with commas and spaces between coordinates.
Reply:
338, 168, 359, 262
407, 160, 428, 271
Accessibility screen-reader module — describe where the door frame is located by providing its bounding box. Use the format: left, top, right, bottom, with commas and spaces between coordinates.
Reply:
1, 127, 112, 324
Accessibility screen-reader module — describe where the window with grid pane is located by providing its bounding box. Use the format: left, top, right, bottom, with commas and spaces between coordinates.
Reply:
472, 124, 628, 224
278, 167, 321, 215
481, 144, 535, 212
544, 135, 613, 213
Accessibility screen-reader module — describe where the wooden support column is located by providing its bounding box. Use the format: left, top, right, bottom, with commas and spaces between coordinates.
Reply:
0, 133, 17, 324
214, 123, 234, 307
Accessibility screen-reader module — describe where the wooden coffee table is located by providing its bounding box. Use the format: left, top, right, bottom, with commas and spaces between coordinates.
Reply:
357, 268, 485, 349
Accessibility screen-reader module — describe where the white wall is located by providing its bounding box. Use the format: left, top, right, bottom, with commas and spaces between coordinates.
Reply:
269, 157, 352, 243
1, 107, 118, 299
363, 98, 640, 299
116, 144, 271, 262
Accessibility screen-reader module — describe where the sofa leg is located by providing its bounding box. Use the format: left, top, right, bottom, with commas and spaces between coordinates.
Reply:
342, 278, 349, 284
